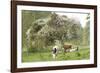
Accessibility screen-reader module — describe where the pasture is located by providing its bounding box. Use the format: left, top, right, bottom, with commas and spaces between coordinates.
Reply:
22, 47, 90, 62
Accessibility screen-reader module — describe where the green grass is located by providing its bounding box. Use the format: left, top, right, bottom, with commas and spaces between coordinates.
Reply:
22, 47, 90, 62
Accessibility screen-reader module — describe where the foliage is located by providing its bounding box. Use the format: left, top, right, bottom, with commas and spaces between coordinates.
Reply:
22, 10, 90, 53
82, 14, 90, 45
22, 10, 51, 48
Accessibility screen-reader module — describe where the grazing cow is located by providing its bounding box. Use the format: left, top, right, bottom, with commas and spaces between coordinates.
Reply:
52, 46, 58, 59
63, 45, 79, 53
63, 44, 72, 53
69, 46, 79, 52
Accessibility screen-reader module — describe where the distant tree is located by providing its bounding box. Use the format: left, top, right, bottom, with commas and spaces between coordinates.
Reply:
82, 14, 90, 45
22, 10, 51, 49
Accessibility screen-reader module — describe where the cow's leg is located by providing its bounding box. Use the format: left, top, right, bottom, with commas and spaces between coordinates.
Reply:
63, 49, 66, 55
52, 54, 56, 59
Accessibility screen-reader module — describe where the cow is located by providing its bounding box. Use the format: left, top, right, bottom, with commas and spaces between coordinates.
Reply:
63, 44, 72, 53
63, 44, 79, 53
52, 46, 59, 59
69, 46, 79, 52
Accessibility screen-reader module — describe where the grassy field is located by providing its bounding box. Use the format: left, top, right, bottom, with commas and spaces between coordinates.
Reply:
22, 47, 90, 62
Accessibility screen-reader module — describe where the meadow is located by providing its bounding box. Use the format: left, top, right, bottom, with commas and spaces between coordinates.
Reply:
22, 47, 90, 62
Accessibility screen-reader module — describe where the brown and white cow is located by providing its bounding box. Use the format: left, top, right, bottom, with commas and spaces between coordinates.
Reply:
63, 44, 72, 53
63, 44, 79, 53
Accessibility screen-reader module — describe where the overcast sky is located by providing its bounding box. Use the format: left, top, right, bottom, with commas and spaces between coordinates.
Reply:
56, 12, 88, 27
